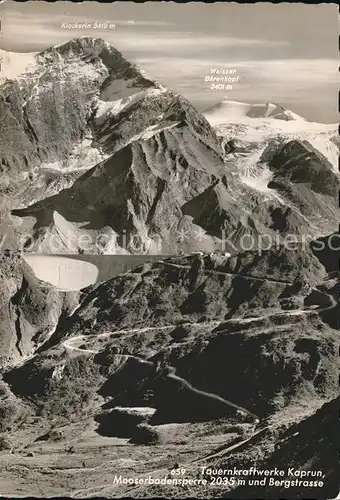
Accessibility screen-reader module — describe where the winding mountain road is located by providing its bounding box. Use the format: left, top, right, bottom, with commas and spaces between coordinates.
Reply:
63, 319, 257, 420
61, 261, 337, 461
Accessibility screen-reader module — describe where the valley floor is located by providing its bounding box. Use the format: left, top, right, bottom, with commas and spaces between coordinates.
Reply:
0, 417, 254, 498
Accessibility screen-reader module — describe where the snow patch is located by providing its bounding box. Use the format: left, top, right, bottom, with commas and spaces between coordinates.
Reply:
240, 161, 284, 203
40, 136, 108, 173
213, 104, 338, 176
140, 120, 181, 141
303, 134, 339, 173
95, 87, 167, 126
95, 95, 135, 125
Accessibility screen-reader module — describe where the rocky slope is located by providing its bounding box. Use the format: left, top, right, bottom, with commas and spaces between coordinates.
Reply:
0, 37, 160, 179
0, 243, 338, 497
222, 396, 340, 499
3, 243, 337, 414
0, 251, 79, 368
203, 101, 339, 241
1, 39, 338, 254
1, 37, 227, 254
11, 118, 224, 254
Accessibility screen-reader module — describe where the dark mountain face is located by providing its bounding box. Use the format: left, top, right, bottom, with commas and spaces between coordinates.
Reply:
0, 37, 172, 218
0, 35, 223, 182
268, 140, 338, 197
266, 140, 339, 234
12, 126, 224, 254
310, 233, 339, 274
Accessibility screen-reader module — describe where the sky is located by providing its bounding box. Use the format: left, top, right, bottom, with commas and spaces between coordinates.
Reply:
0, 1, 338, 122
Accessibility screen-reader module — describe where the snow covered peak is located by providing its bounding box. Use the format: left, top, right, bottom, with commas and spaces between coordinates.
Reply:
0, 37, 160, 91
203, 100, 305, 127
38, 37, 113, 63
0, 40, 110, 87
202, 99, 339, 174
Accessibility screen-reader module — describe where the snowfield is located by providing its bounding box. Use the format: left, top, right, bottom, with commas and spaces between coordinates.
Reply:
201, 99, 339, 224
40, 136, 108, 174
95, 88, 167, 125
203, 99, 339, 174
203, 99, 306, 125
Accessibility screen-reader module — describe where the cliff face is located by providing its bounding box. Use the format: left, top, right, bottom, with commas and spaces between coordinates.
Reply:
0, 38, 229, 253
0, 252, 78, 367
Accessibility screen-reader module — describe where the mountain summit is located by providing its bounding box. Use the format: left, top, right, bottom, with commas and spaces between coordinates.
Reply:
203, 99, 305, 126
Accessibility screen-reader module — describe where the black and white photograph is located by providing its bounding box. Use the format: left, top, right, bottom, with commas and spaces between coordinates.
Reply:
0, 1, 339, 498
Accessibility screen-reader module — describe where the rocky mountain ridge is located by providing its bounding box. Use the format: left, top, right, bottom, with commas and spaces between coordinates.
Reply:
1, 38, 338, 254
